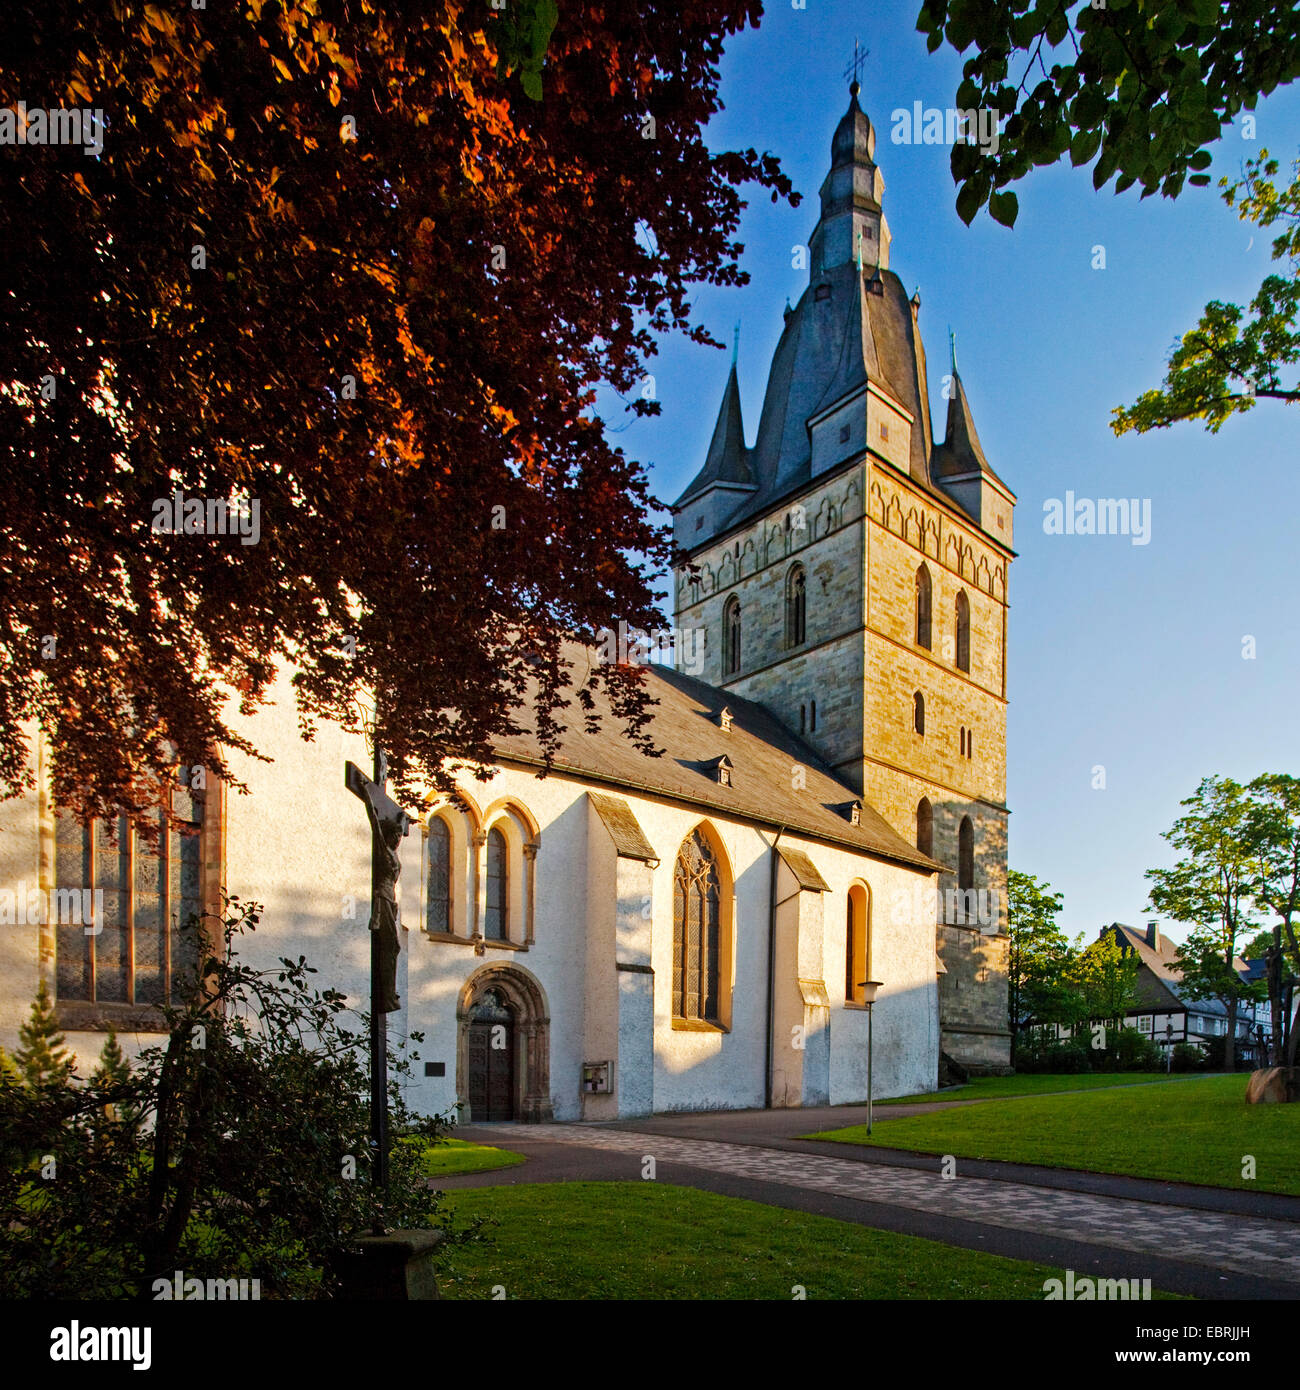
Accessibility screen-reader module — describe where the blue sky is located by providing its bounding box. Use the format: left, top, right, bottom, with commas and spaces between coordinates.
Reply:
596, 1, 1300, 946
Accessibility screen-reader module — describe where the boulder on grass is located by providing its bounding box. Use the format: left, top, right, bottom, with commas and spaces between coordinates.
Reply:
1245, 1067, 1300, 1104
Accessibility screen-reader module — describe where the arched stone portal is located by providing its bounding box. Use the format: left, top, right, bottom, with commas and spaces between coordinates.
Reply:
457, 963, 553, 1123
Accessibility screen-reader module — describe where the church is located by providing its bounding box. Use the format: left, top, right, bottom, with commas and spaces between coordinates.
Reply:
0, 82, 1014, 1123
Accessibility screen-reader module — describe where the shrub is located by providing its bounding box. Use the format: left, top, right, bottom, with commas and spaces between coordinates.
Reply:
0, 895, 481, 1299
1169, 1042, 1203, 1073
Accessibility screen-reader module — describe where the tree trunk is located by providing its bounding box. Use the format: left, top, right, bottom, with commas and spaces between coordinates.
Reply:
1225, 995, 1238, 1072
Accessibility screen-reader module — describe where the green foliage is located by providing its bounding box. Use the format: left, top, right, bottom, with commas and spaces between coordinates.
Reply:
1112, 155, 1300, 434
1170, 1042, 1204, 1073
1072, 931, 1140, 1024
1007, 869, 1072, 1038
1014, 1034, 1092, 1074
917, 1, 1300, 226
493, 0, 560, 101
0, 895, 480, 1299
14, 980, 73, 1089
1147, 776, 1267, 1068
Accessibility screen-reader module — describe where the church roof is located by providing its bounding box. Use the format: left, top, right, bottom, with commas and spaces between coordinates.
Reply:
672, 87, 1007, 543
932, 369, 1008, 490
489, 644, 942, 874
675, 361, 755, 505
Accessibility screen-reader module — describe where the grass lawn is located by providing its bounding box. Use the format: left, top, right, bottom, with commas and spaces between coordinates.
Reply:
878, 1072, 1185, 1105
421, 1138, 526, 1179
434, 1181, 1116, 1300
806, 1074, 1300, 1195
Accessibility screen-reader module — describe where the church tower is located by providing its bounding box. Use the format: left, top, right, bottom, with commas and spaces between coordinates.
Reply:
671, 80, 1017, 1073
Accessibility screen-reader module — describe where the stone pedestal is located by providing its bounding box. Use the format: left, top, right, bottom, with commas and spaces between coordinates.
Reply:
328, 1229, 445, 1300
1245, 1067, 1300, 1104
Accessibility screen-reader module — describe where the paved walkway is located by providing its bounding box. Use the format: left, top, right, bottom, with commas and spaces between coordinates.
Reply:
449, 1112, 1300, 1299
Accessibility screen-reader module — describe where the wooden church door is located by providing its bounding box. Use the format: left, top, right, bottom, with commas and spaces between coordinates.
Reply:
467, 989, 515, 1121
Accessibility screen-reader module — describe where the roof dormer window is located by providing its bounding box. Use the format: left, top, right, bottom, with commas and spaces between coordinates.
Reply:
709, 755, 734, 787
718, 706, 733, 733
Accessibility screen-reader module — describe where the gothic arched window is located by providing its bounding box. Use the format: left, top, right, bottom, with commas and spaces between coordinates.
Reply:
484, 827, 508, 941
845, 884, 870, 1004
955, 590, 970, 672
917, 798, 933, 858
915, 564, 932, 649
959, 816, 975, 892
723, 596, 741, 676
427, 817, 452, 934
786, 564, 806, 648
673, 830, 722, 1023
913, 691, 925, 735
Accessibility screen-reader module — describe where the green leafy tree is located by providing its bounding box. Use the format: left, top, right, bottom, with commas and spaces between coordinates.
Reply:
917, 0, 1300, 227
14, 980, 73, 1089
1112, 154, 1300, 434
1066, 929, 1140, 1033
1146, 776, 1267, 1070
1006, 869, 1071, 1049
1246, 771, 1300, 1065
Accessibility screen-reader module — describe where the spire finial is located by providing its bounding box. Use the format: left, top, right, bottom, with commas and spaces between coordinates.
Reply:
843, 38, 868, 97
731, 321, 740, 366
949, 325, 957, 375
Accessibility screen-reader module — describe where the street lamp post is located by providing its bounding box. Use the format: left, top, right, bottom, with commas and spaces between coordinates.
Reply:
860, 979, 883, 1134
1165, 1021, 1173, 1073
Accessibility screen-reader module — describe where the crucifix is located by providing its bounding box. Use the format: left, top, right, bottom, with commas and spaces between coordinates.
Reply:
345, 746, 413, 1228
843, 38, 869, 94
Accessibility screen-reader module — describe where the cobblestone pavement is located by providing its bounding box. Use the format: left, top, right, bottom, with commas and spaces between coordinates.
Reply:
482, 1123, 1300, 1285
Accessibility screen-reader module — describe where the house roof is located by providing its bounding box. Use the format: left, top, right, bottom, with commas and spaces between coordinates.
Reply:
1103, 923, 1253, 1018
488, 642, 943, 875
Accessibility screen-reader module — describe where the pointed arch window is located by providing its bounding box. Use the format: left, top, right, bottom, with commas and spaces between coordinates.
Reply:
958, 816, 975, 892
913, 691, 925, 736
723, 596, 741, 676
427, 817, 452, 935
955, 590, 970, 672
915, 565, 932, 649
484, 827, 508, 941
673, 830, 721, 1023
846, 884, 871, 1004
786, 564, 806, 647
916, 798, 933, 858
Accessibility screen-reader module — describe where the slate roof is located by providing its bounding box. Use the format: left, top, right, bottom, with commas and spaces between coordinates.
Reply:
490, 643, 942, 875
676, 361, 755, 506
1104, 923, 1252, 1018
673, 89, 1013, 543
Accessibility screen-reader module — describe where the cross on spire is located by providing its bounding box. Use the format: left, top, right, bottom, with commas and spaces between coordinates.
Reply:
732, 321, 740, 366
843, 38, 869, 95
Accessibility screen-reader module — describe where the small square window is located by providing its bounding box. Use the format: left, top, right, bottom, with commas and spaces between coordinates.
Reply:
695, 516, 704, 530
839, 423, 851, 444
879, 422, 889, 441
814, 284, 831, 302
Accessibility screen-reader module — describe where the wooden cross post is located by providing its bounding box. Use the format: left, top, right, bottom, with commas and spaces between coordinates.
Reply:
345, 747, 412, 1231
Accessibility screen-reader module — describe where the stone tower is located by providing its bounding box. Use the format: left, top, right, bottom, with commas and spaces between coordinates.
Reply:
671, 82, 1016, 1073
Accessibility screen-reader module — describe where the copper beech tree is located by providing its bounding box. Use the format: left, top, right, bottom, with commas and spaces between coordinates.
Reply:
0, 1, 797, 831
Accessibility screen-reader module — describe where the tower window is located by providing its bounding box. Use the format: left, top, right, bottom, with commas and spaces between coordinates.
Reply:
959, 816, 975, 893
839, 423, 851, 443
785, 564, 806, 648
815, 283, 831, 302
916, 798, 933, 858
800, 704, 806, 734
879, 422, 889, 441
915, 564, 932, 649
811, 699, 817, 731
913, 691, 925, 736
723, 596, 741, 676
955, 590, 970, 673
960, 726, 966, 757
